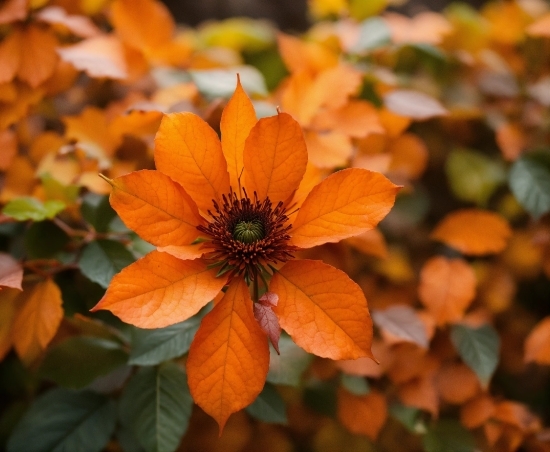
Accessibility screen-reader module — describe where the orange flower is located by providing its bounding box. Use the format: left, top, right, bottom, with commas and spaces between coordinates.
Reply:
92, 78, 400, 432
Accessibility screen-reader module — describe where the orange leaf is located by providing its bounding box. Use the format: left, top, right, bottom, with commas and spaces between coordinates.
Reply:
495, 122, 526, 161
111, 0, 175, 53
0, 253, 23, 290
493, 401, 541, 433
418, 256, 477, 326
384, 11, 452, 45
244, 112, 307, 205
186, 277, 270, 433
398, 373, 439, 416
526, 13, 550, 37
431, 209, 512, 255
0, 0, 27, 24
0, 30, 20, 85
154, 112, 230, 213
91, 251, 225, 328
336, 340, 390, 378
345, 228, 388, 259
304, 130, 353, 169
337, 389, 387, 441
0, 289, 18, 361
0, 129, 17, 171
277, 33, 338, 75
57, 34, 128, 80
270, 259, 374, 360
388, 132, 428, 180
17, 25, 58, 88
311, 100, 384, 138
436, 362, 480, 404
106, 170, 202, 248
290, 168, 400, 249
524, 316, 550, 365
12, 279, 63, 364
220, 75, 257, 189
460, 394, 495, 428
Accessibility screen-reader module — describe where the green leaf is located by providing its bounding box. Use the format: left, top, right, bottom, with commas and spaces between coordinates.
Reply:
129, 310, 207, 366
79, 239, 135, 288
423, 420, 476, 452
3, 197, 65, 221
40, 173, 80, 205
446, 148, 506, 206
450, 324, 500, 387
81, 193, 116, 233
509, 151, 550, 219
189, 66, 268, 98
24, 221, 69, 259
340, 374, 370, 396
39, 337, 128, 389
119, 362, 193, 452
7, 388, 117, 452
350, 17, 391, 53
245, 383, 287, 424
389, 403, 426, 434
267, 335, 313, 386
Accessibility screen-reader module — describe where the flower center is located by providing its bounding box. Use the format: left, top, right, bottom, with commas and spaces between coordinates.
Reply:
233, 220, 264, 243
197, 189, 296, 281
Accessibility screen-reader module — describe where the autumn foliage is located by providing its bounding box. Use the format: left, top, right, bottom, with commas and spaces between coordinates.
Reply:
1, 0, 550, 451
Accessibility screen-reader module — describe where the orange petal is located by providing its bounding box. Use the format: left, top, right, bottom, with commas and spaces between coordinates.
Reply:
290, 168, 400, 249
431, 208, 512, 255
418, 256, 477, 326
156, 244, 204, 260
244, 112, 307, 205
18, 25, 58, 88
221, 76, 257, 189
91, 251, 225, 328
154, 112, 230, 213
106, 170, 202, 248
12, 279, 63, 365
271, 259, 374, 360
186, 277, 270, 434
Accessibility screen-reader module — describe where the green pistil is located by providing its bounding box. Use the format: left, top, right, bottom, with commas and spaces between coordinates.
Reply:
233, 220, 264, 244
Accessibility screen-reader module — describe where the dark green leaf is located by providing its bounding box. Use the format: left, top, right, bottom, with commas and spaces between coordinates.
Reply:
450, 324, 500, 386
24, 221, 69, 259
267, 335, 313, 386
2, 197, 65, 221
509, 151, 550, 219
81, 193, 116, 233
119, 363, 193, 452
39, 337, 128, 389
129, 311, 206, 366
79, 239, 135, 288
340, 374, 370, 396
245, 383, 287, 424
7, 388, 117, 452
423, 420, 476, 452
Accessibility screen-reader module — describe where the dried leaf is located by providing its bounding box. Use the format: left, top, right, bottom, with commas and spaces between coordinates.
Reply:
253, 292, 281, 353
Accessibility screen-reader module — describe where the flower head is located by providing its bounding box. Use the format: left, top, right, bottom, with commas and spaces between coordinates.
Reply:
92, 77, 400, 432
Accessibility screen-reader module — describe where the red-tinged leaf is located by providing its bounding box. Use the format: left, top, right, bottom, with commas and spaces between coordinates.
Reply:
0, 0, 27, 24
154, 112, 230, 213
91, 251, 225, 328
524, 316, 550, 365
0, 253, 23, 290
418, 256, 477, 326
35, 6, 101, 38
58, 34, 128, 80
186, 277, 270, 433
270, 259, 374, 360
105, 170, 203, 248
111, 0, 175, 52
337, 389, 387, 441
244, 112, 308, 205
254, 292, 281, 353
12, 279, 63, 364
290, 168, 400, 249
431, 209, 512, 255
383, 89, 448, 120
372, 305, 429, 348
221, 75, 257, 189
